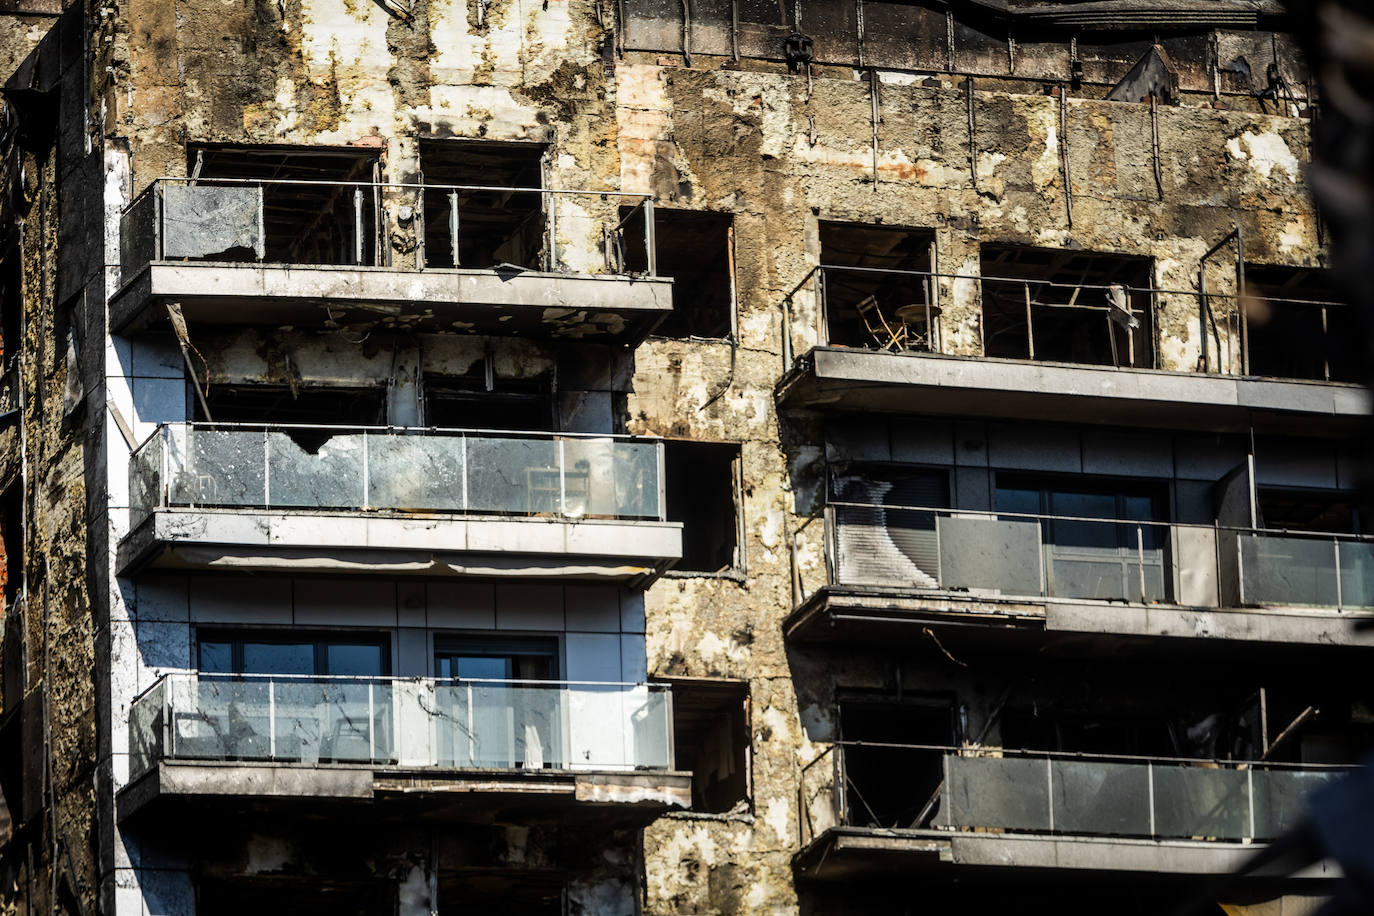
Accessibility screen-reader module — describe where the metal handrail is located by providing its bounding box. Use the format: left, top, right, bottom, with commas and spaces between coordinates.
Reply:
823, 497, 1374, 544
129, 420, 665, 456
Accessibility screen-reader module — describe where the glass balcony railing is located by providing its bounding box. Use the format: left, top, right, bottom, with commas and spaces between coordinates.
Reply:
119, 178, 657, 279
129, 423, 665, 529
799, 742, 1352, 847
128, 674, 674, 781
826, 500, 1374, 611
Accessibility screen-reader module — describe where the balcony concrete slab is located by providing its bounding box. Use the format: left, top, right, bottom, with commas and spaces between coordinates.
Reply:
785, 585, 1374, 649
777, 348, 1370, 433
112, 262, 674, 345
118, 508, 683, 586
118, 760, 691, 827
793, 826, 1341, 882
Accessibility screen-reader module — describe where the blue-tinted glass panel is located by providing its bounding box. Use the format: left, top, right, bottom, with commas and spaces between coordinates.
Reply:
326, 643, 385, 677
199, 641, 233, 674
242, 642, 313, 675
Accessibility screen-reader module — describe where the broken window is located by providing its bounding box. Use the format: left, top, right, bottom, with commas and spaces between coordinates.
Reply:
663, 440, 741, 574
819, 222, 937, 351
423, 364, 554, 431
829, 466, 949, 589
198, 385, 387, 426
1256, 488, 1371, 535
187, 144, 383, 266
619, 208, 734, 338
0, 483, 21, 609
419, 139, 546, 270
838, 693, 954, 829
994, 474, 1170, 602
1243, 266, 1360, 382
0, 244, 19, 368
665, 677, 750, 813
981, 245, 1155, 368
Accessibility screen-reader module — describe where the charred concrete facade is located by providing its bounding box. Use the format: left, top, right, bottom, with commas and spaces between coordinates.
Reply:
0, 0, 1370, 913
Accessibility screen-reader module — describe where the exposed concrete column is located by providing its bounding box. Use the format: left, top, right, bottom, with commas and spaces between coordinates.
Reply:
935, 227, 982, 357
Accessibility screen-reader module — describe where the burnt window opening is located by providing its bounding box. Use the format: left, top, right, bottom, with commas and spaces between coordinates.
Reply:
437, 872, 565, 916
619, 209, 734, 338
423, 365, 554, 432
981, 245, 1155, 368
419, 139, 546, 271
1243, 266, 1361, 383
994, 473, 1170, 602
664, 441, 741, 575
838, 693, 955, 829
0, 244, 19, 368
819, 223, 936, 351
666, 678, 750, 813
0, 483, 21, 610
1000, 705, 1180, 759
187, 144, 382, 267
830, 466, 949, 589
197, 385, 387, 427
1256, 488, 1371, 536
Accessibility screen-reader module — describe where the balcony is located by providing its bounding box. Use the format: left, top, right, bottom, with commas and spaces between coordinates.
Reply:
795, 742, 1351, 881
777, 266, 1368, 433
118, 424, 682, 584
112, 179, 673, 345
120, 674, 689, 824
784, 501, 1374, 647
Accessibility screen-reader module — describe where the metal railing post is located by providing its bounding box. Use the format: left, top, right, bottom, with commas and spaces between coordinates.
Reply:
268, 678, 277, 759
1247, 768, 1256, 840
353, 188, 364, 265
460, 433, 469, 512
547, 190, 558, 271
368, 681, 376, 762
1046, 757, 1055, 832
449, 191, 461, 267
263, 429, 272, 507
558, 438, 567, 518
1334, 537, 1344, 610
362, 431, 371, 509
1147, 761, 1156, 838
1137, 524, 1147, 602
644, 198, 656, 277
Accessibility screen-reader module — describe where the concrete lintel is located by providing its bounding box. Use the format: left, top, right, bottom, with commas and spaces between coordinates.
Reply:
116, 509, 683, 585
111, 262, 674, 345
777, 348, 1370, 433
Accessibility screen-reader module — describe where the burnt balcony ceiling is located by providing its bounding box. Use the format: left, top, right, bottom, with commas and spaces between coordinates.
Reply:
112, 145, 673, 346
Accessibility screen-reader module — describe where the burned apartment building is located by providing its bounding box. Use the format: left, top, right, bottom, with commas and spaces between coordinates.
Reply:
0, 0, 1369, 913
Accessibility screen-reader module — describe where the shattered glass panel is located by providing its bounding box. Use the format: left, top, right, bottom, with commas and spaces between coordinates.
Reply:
266, 431, 365, 509
1240, 534, 1339, 607
128, 679, 165, 778
171, 677, 271, 761
120, 188, 160, 278
273, 679, 391, 764
1152, 765, 1251, 840
366, 432, 466, 512
1051, 759, 1151, 837
160, 184, 264, 262
128, 430, 164, 526
167, 426, 267, 508
465, 435, 559, 515
613, 441, 662, 520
